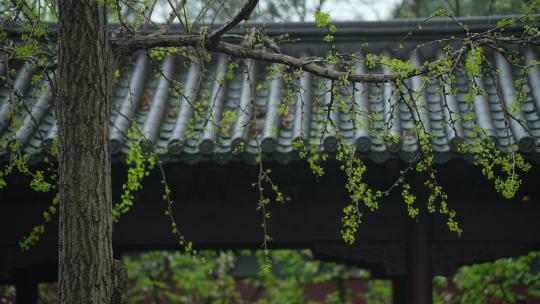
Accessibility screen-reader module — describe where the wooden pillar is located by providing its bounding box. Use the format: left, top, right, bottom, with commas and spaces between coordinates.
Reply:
407, 214, 433, 304
15, 268, 38, 304
392, 276, 408, 304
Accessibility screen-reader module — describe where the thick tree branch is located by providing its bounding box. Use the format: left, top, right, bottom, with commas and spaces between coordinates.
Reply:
210, 40, 397, 82
112, 34, 397, 83
113, 34, 200, 54
111, 26, 540, 84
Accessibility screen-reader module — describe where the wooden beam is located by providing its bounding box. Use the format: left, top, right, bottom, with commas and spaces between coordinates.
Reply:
391, 276, 408, 304
408, 214, 433, 304
15, 268, 37, 304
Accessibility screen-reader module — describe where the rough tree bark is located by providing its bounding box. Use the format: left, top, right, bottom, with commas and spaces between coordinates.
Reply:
56, 0, 115, 303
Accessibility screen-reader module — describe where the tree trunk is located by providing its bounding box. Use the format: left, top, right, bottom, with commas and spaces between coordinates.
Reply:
413, 0, 421, 17
454, 0, 461, 17
56, 1, 114, 303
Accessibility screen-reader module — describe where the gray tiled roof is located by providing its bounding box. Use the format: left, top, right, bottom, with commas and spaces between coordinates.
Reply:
2, 22, 540, 165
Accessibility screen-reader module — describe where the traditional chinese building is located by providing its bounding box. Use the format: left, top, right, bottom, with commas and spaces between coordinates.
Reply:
1, 17, 540, 304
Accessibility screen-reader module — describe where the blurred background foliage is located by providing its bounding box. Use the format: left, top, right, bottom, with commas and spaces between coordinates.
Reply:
392, 0, 527, 18
125, 0, 531, 25
1, 250, 539, 303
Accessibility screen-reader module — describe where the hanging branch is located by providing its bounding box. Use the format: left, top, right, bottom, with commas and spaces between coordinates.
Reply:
207, 0, 259, 43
